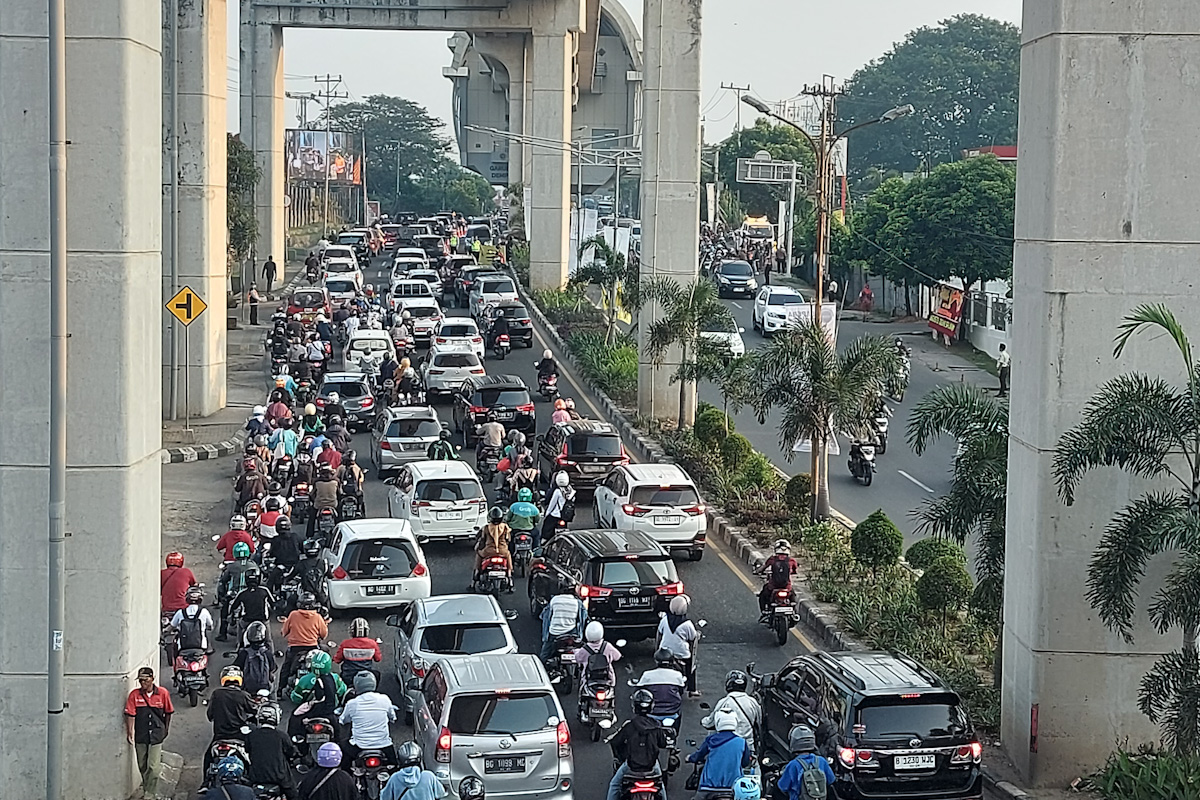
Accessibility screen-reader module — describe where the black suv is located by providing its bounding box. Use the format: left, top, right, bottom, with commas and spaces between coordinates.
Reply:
537, 421, 627, 489
756, 651, 982, 800
452, 374, 535, 444
713, 259, 757, 297
529, 529, 682, 640
482, 299, 534, 348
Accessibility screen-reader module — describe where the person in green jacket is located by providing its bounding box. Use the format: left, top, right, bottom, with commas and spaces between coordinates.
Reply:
505, 487, 541, 534
289, 650, 347, 742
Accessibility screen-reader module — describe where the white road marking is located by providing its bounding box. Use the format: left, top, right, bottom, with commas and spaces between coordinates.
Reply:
897, 470, 935, 494
731, 302, 743, 309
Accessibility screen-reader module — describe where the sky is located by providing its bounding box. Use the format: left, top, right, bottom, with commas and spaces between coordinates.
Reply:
226, 0, 1022, 144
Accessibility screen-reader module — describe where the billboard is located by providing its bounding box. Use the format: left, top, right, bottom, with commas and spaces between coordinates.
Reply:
929, 283, 965, 337
286, 129, 361, 184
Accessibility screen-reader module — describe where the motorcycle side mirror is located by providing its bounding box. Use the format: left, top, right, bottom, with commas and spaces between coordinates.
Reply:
405, 678, 421, 692
699, 702, 712, 710
257, 688, 271, 698
615, 639, 627, 648
386, 613, 402, 628
211, 534, 220, 542
198, 582, 206, 589
698, 619, 709, 628
327, 641, 338, 649
738, 327, 746, 334
685, 739, 697, 747
503, 609, 518, 620
240, 725, 252, 735
383, 477, 396, 486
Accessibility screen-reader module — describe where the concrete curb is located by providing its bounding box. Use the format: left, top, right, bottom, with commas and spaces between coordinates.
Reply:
161, 431, 246, 465
158, 750, 184, 800
981, 773, 1031, 799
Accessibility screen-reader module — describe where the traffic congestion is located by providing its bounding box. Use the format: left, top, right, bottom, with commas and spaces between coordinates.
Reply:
158, 211, 985, 800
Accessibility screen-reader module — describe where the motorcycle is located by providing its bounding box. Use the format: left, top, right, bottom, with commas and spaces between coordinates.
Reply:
290, 483, 312, 524
493, 333, 511, 360
270, 354, 288, 374
351, 749, 394, 800
475, 444, 501, 484
243, 499, 263, 536
205, 738, 250, 785
872, 404, 892, 455
164, 630, 210, 707
338, 494, 362, 522
472, 555, 513, 596
271, 456, 294, 487
314, 508, 337, 543
392, 337, 415, 361
617, 767, 666, 800
538, 372, 560, 402
546, 635, 579, 695
295, 380, 315, 408
848, 441, 876, 486
293, 716, 334, 769
578, 638, 625, 741
512, 531, 534, 577
760, 585, 798, 646
888, 355, 910, 402
336, 322, 348, 346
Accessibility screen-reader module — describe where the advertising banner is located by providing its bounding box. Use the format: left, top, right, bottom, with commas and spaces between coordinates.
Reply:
929, 283, 965, 337
286, 129, 360, 184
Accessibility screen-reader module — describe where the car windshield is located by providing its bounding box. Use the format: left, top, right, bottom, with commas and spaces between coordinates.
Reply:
348, 341, 389, 356
496, 305, 529, 319
340, 540, 417, 579
415, 479, 483, 502
321, 381, 368, 399
719, 261, 754, 277
435, 353, 479, 368
769, 293, 804, 306
701, 318, 737, 333
386, 418, 441, 439
440, 325, 475, 337
479, 389, 530, 407
858, 701, 968, 740
480, 280, 515, 295
326, 280, 355, 293
629, 485, 700, 506
412, 273, 439, 283
292, 291, 324, 308
324, 248, 354, 259
447, 693, 558, 735
407, 306, 439, 318
338, 234, 365, 244
467, 227, 492, 241
598, 558, 676, 587
326, 262, 356, 273
567, 434, 621, 457
419, 624, 509, 655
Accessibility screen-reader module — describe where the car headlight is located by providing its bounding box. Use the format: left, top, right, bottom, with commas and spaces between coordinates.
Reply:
747, 279, 758, 289
767, 311, 785, 319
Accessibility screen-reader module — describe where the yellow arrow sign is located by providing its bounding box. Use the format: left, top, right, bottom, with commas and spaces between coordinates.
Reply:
166, 285, 207, 326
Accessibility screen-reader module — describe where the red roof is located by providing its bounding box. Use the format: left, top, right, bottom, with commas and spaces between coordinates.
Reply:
962, 145, 1017, 161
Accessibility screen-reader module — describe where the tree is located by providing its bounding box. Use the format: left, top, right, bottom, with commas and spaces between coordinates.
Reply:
640, 278, 736, 428
851, 510, 904, 574
571, 236, 630, 345
717, 119, 815, 217
227, 133, 261, 271
845, 177, 922, 314
1054, 305, 1200, 756
702, 353, 755, 434
841, 14, 1020, 177
750, 323, 901, 519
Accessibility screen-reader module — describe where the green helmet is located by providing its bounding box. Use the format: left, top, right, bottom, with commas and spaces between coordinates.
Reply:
308, 650, 333, 675
517, 488, 534, 503
232, 542, 251, 559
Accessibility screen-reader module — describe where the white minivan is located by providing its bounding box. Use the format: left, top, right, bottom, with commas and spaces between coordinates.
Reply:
592, 463, 708, 561
386, 460, 488, 542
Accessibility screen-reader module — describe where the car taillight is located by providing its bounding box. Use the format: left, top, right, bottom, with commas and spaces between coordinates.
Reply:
557, 721, 571, 757
683, 504, 706, 516
365, 756, 382, 768
578, 585, 612, 598
436, 338, 447, 344
656, 581, 684, 596
471, 337, 482, 343
380, 441, 391, 450
470, 368, 484, 374
855, 749, 876, 765
412, 657, 427, 678
951, 742, 982, 764
412, 563, 428, 577
520, 318, 530, 324
469, 405, 487, 414
622, 504, 651, 517
315, 398, 325, 406
436, 728, 452, 762
429, 369, 445, 375
361, 397, 374, 408
411, 500, 431, 514
331, 566, 348, 580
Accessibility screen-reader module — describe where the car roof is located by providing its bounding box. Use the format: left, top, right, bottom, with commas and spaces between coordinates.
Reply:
622, 463, 693, 485
562, 528, 669, 558
407, 459, 480, 481
415, 594, 506, 626
348, 330, 390, 341
386, 405, 438, 421
766, 286, 804, 299
337, 518, 416, 543
439, 653, 550, 693
438, 319, 478, 330
494, 299, 527, 308
323, 372, 371, 383
804, 651, 949, 696
400, 296, 440, 308
468, 374, 526, 390
553, 420, 619, 437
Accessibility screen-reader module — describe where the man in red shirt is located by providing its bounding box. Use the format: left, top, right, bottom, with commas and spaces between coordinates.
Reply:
125, 667, 174, 798
216, 515, 256, 561
332, 617, 382, 682
160, 552, 197, 615
316, 444, 342, 471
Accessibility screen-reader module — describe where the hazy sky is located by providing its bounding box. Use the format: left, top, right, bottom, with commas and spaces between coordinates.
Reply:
226, 1, 1022, 143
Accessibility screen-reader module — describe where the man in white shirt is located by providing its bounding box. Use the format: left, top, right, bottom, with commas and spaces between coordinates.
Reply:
539, 586, 586, 665
344, 311, 361, 339
996, 343, 1011, 398
340, 671, 398, 764
170, 587, 215, 653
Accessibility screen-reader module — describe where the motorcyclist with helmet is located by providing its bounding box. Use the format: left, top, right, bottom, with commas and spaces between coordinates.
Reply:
336, 450, 366, 516
605, 689, 669, 800
542, 471, 576, 546
229, 571, 276, 648
536, 349, 558, 383
160, 551, 197, 617
776, 725, 836, 800
564, 397, 582, 420
323, 414, 350, 453
686, 710, 752, 799
212, 756, 257, 800
296, 539, 332, 609
260, 496, 285, 541
247, 405, 272, 439
265, 480, 290, 513
268, 516, 302, 595
301, 403, 326, 436
333, 617, 382, 683
316, 435, 343, 471
245, 703, 299, 800
322, 391, 347, 424
475, 410, 506, 467
217, 542, 259, 642
204, 666, 256, 777
506, 451, 540, 502
701, 671, 762, 755
505, 487, 541, 539
539, 584, 587, 665
234, 464, 269, 515
575, 621, 623, 708
552, 398, 571, 424
279, 591, 329, 699
298, 743, 359, 800
168, 585, 215, 665
630, 648, 687, 721
488, 305, 511, 351
339, 671, 398, 764
757, 539, 798, 618
396, 364, 420, 405
310, 464, 340, 537
253, 433, 273, 466
289, 650, 347, 743
474, 507, 513, 582
232, 620, 277, 694
427, 427, 459, 460
380, 741, 445, 800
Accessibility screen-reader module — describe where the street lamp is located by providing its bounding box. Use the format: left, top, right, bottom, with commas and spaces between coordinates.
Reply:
389, 139, 401, 211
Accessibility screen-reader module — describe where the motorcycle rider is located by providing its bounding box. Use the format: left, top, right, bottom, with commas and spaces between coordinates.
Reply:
264, 481, 290, 515
475, 410, 506, 465
426, 427, 459, 460
244, 703, 299, 800
298, 743, 359, 800
552, 398, 571, 424
339, 671, 398, 764
657, 595, 701, 696
505, 452, 540, 502
504, 488, 541, 543
211, 756, 257, 800
259, 497, 284, 542
301, 403, 326, 436
758, 540, 798, 617
686, 710, 752, 799
397, 364, 420, 405
535, 349, 558, 384
336, 450, 366, 516
232, 620, 277, 695
229, 571, 276, 649
269, 419, 300, 461
268, 516, 302, 595
539, 584, 587, 665
333, 617, 383, 683
233, 465, 268, 516
253, 433, 273, 466
380, 742, 445, 800
204, 666, 256, 778
310, 464, 340, 537
701, 671, 762, 756
217, 542, 259, 642
247, 405, 272, 439
160, 551, 197, 617
542, 471, 576, 546
169, 585, 215, 662
278, 591, 329, 700
267, 390, 294, 426
605, 689, 669, 800
296, 540, 332, 609
488, 306, 511, 350
289, 650, 347, 743
630, 648, 687, 721
322, 392, 347, 425
575, 621, 622, 702
564, 397, 582, 420
316, 434, 343, 471
473, 507, 513, 582
379, 351, 400, 385
776, 725, 836, 800
294, 449, 318, 489
315, 314, 334, 343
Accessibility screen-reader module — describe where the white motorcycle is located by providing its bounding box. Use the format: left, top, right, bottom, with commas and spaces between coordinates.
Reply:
848, 440, 876, 486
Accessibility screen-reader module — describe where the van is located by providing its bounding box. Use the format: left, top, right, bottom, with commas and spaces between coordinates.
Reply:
386, 460, 488, 541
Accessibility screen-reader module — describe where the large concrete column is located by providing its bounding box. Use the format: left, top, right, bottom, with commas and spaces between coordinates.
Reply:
0, 0, 162, 796
1003, 0, 1200, 785
164, 0, 228, 418
239, 3, 285, 268
636, 0, 702, 420
474, 33, 528, 187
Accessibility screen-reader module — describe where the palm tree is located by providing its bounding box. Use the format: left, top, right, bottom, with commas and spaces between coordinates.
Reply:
570, 236, 633, 344
698, 351, 755, 434
1053, 304, 1200, 755
641, 277, 736, 428
750, 321, 900, 520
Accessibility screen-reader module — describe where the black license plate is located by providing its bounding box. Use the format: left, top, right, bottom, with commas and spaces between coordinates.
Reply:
365, 585, 396, 596
484, 756, 525, 774
307, 733, 331, 743
497, 411, 515, 421
618, 595, 653, 609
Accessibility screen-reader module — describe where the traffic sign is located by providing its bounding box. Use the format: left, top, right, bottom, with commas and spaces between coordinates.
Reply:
736, 156, 804, 186
166, 286, 207, 326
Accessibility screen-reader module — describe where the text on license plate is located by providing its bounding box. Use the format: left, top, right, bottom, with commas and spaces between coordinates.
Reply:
581, 465, 606, 472
437, 510, 463, 520
894, 754, 936, 770
365, 585, 396, 596
484, 756, 525, 774
497, 411, 515, 421
618, 596, 653, 609
654, 515, 683, 526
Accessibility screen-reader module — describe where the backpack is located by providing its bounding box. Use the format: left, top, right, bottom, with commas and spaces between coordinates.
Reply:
558, 492, 576, 523
798, 758, 827, 800
241, 646, 272, 693
769, 557, 791, 589
582, 643, 611, 683
177, 607, 205, 650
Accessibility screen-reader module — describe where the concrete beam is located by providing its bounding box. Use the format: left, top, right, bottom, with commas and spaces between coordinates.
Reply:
1003, 0, 1200, 785
637, 0, 702, 421
239, 6, 285, 271
251, 0, 564, 33
0, 0, 163, 796
164, 0, 228, 418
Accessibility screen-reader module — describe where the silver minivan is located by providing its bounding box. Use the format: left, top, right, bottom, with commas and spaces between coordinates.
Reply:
410, 654, 574, 800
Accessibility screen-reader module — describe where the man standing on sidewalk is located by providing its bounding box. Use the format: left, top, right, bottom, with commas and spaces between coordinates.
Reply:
248, 283, 261, 326
125, 667, 174, 798
996, 343, 1011, 398
263, 256, 278, 295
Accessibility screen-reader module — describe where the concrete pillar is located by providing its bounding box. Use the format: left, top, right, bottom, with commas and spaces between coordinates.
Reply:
1003, 0, 1200, 785
0, 0, 162, 796
527, 23, 575, 289
164, 0, 228, 418
636, 0, 702, 420
507, 38, 526, 187
239, 3, 285, 269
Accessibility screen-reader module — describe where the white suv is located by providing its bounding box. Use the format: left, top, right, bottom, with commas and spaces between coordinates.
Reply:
386, 460, 488, 542
593, 463, 708, 561
752, 285, 808, 336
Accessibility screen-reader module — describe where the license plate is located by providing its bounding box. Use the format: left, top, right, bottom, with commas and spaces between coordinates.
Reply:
655, 515, 683, 526
773, 605, 793, 613
484, 756, 525, 774
496, 410, 515, 421
308, 733, 330, 743
487, 570, 506, 578
581, 465, 606, 473
516, 542, 532, 551
437, 510, 463, 520
365, 585, 396, 596
618, 596, 652, 609
894, 754, 936, 770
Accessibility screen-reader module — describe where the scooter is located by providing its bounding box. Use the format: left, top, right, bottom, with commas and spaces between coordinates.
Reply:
290, 483, 312, 523
546, 635, 579, 695
472, 555, 514, 596
292, 716, 334, 770
338, 494, 362, 522
512, 531, 534, 577
493, 333, 511, 360
848, 441, 876, 486
475, 444, 501, 484
872, 404, 892, 455
538, 373, 560, 402
313, 508, 337, 543
351, 749, 394, 800
165, 633, 210, 707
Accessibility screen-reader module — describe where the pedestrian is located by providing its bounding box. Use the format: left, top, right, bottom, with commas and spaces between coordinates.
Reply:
263, 256, 278, 295
996, 343, 1011, 398
774, 245, 787, 280
249, 283, 261, 326
124, 667, 174, 799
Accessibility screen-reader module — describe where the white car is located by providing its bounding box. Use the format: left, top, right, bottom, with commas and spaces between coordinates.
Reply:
397, 296, 444, 344
699, 318, 747, 357
752, 285, 808, 336
322, 245, 357, 264
323, 273, 361, 308
344, 330, 395, 371
468, 275, 519, 319
405, 268, 442, 296
323, 519, 432, 610
593, 463, 708, 561
386, 460, 488, 542
387, 278, 434, 313
393, 247, 428, 265
422, 348, 485, 395
324, 258, 363, 286
431, 318, 485, 359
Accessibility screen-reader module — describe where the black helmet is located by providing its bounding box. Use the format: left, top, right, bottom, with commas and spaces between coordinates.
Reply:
346, 450, 357, 464
654, 647, 674, 666
632, 688, 655, 716
276, 516, 292, 533
725, 670, 749, 694
396, 741, 422, 768
298, 591, 318, 610
265, 497, 282, 512
488, 506, 504, 524
268, 481, 282, 495
788, 724, 817, 754
458, 777, 485, 800
245, 570, 262, 589
245, 621, 268, 646
440, 428, 451, 441
329, 415, 343, 427
244, 442, 256, 455
302, 539, 321, 557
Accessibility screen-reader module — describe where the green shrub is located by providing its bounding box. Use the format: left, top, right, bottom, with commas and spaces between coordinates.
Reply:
799, 522, 846, 560
784, 473, 812, 517
735, 452, 781, 490
567, 331, 637, 406
1091, 746, 1200, 800
905, 537, 966, 570
697, 400, 717, 416
850, 510, 904, 573
694, 407, 732, 446
724, 486, 791, 529
720, 434, 753, 469
916, 556, 974, 616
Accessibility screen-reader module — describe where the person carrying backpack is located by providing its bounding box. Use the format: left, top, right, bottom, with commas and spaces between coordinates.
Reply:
758, 539, 797, 618
686, 710, 752, 798
605, 689, 669, 800
777, 725, 836, 800
228, 571, 276, 648
170, 586, 214, 653
232, 621, 277, 696
575, 621, 622, 686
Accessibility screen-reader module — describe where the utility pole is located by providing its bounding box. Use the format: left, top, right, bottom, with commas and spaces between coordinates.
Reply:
286, 90, 317, 128
721, 82, 752, 146
314, 74, 348, 236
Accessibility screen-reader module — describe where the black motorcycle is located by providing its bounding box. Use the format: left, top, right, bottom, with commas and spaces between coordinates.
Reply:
351, 749, 394, 800
545, 635, 579, 695
473, 555, 514, 596
512, 530, 534, 577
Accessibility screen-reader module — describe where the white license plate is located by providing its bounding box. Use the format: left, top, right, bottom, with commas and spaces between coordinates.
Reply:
773, 605, 793, 612
581, 465, 606, 473
894, 754, 936, 770
365, 585, 396, 596
437, 510, 463, 520
655, 515, 683, 526
487, 570, 506, 578
560, 653, 575, 662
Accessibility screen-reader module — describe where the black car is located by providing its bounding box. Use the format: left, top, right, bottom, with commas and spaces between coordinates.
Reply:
756, 651, 983, 800
452, 375, 535, 444
528, 529, 682, 640
536, 421, 627, 488
415, 234, 446, 260
482, 299, 534, 348
713, 259, 757, 297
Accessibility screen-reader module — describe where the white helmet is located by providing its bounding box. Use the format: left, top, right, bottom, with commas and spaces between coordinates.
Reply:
230, 514, 247, 531
554, 471, 570, 488
402, 310, 411, 320
328, 392, 340, 404
304, 403, 317, 416
252, 405, 266, 417
543, 349, 552, 359
317, 314, 328, 323
585, 621, 604, 643
669, 595, 690, 616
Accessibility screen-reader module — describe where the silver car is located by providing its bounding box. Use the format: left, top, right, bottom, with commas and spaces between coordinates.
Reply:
386, 594, 517, 723
410, 654, 574, 800
369, 406, 442, 475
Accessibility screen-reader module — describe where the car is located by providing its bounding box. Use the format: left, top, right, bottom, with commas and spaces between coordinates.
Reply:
536, 421, 627, 489
528, 529, 682, 640
323, 274, 361, 309
699, 316, 747, 357
592, 463, 707, 560
756, 651, 983, 800
316, 373, 377, 431
464, 223, 492, 248
452, 375, 535, 445
336, 230, 371, 263
422, 348, 485, 396
410, 654, 573, 800
397, 296, 444, 345
380, 224, 401, 248
322, 519, 432, 611
370, 407, 444, 474
387, 279, 435, 314
323, 259, 363, 287
344, 330, 395, 372
391, 258, 429, 282
385, 460, 488, 541
712, 259, 758, 297
395, 225, 429, 247
393, 246, 429, 264
386, 594, 518, 724
405, 268, 443, 296
415, 234, 448, 260
432, 319, 485, 360
454, 265, 502, 307
469, 275, 520, 320
480, 299, 534, 348
752, 285, 809, 336
322, 245, 357, 264
287, 287, 331, 323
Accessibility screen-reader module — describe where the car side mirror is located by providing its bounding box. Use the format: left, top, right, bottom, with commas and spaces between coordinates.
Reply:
406, 678, 421, 692
384, 477, 396, 486
386, 614, 401, 627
